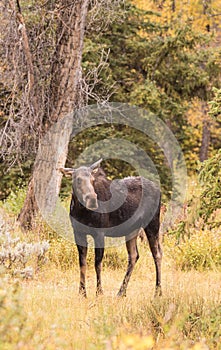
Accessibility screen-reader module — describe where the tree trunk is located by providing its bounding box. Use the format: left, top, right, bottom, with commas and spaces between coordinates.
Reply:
199, 102, 211, 162
18, 0, 89, 228
199, 119, 211, 162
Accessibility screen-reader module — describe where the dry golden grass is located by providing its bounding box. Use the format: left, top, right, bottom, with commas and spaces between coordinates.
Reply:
14, 249, 221, 350
1, 175, 220, 349
1, 210, 220, 350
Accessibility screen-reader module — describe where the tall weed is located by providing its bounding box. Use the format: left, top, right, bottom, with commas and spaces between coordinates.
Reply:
166, 229, 221, 271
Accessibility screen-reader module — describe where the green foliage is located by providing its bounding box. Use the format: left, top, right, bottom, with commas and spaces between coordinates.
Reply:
0, 162, 31, 201
166, 169, 221, 272
79, 1, 221, 196
166, 229, 221, 271
209, 87, 221, 121
66, 124, 172, 201
1, 1, 221, 202
199, 149, 221, 227
1, 186, 27, 215
167, 148, 221, 243
84, 3, 220, 120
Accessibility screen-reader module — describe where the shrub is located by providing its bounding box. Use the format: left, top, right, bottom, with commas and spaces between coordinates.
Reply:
0, 215, 49, 279
168, 150, 221, 246
0, 281, 27, 348
133, 295, 220, 349
103, 246, 128, 269
166, 229, 221, 271
1, 186, 27, 215
48, 235, 80, 269
48, 235, 129, 270
199, 149, 221, 228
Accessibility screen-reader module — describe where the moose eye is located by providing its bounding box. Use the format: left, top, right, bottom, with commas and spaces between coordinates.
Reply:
76, 177, 82, 185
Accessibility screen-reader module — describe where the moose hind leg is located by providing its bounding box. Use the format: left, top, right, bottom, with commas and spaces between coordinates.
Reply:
117, 237, 139, 297
145, 228, 163, 297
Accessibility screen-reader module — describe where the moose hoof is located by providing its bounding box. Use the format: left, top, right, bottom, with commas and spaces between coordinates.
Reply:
96, 288, 104, 297
117, 290, 127, 298
79, 289, 87, 298
154, 286, 162, 298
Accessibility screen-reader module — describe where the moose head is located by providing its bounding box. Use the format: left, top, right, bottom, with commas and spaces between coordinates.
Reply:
59, 159, 102, 210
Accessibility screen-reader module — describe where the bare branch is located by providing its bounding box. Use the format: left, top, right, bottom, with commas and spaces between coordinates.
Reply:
80, 48, 116, 104
14, 0, 36, 108
0, 0, 123, 167
87, 0, 125, 33
16, 0, 21, 13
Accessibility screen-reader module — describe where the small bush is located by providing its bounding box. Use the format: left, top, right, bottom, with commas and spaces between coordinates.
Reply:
199, 150, 221, 228
48, 235, 80, 269
134, 296, 220, 349
0, 217, 49, 279
48, 235, 129, 270
0, 281, 26, 348
166, 229, 221, 271
103, 246, 128, 269
107, 294, 220, 349
1, 187, 26, 215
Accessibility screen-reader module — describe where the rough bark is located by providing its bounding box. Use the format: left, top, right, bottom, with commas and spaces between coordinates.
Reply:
18, 0, 89, 228
50, 0, 88, 121
200, 118, 211, 162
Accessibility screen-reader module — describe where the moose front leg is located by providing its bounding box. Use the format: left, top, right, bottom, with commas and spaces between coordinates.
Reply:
94, 234, 105, 296
95, 247, 104, 296
117, 237, 139, 297
77, 244, 88, 297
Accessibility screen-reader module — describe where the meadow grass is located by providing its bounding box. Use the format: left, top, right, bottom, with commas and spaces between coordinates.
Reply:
1, 203, 220, 349
4, 243, 219, 350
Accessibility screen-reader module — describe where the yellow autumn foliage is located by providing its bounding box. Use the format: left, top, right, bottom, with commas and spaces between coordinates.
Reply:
132, 0, 221, 35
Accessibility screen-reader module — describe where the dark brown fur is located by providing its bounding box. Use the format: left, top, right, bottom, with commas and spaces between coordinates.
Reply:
66, 166, 162, 297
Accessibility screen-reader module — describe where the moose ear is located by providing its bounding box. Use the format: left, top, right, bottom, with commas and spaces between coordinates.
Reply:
58, 168, 75, 177
90, 158, 103, 171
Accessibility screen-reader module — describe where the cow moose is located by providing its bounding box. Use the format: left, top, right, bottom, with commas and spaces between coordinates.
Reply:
59, 159, 162, 297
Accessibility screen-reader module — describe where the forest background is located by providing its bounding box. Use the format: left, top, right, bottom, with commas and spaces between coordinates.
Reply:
1, 0, 221, 200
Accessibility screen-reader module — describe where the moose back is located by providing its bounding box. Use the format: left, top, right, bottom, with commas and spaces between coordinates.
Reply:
59, 159, 162, 297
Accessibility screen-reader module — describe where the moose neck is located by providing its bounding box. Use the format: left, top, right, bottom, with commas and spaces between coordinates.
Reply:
93, 169, 111, 202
